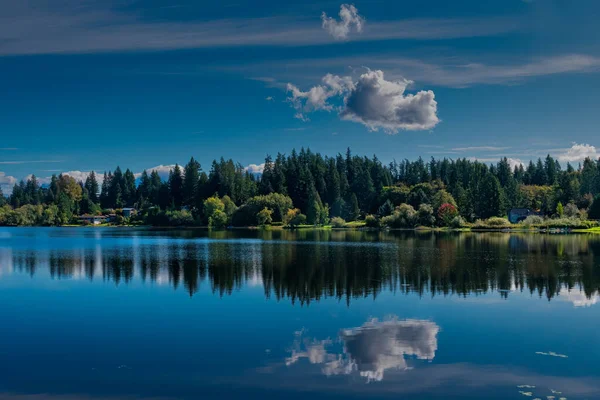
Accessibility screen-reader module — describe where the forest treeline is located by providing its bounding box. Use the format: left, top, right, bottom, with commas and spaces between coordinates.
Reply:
1, 148, 600, 227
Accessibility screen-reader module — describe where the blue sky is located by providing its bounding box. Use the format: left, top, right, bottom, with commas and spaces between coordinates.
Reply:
1, 0, 599, 191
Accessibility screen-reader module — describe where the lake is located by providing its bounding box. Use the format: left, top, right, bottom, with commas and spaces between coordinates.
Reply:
0, 228, 599, 400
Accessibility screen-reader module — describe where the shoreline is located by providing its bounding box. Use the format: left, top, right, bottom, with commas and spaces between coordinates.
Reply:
1, 225, 599, 233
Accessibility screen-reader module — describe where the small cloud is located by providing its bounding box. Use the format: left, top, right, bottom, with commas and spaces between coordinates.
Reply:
557, 143, 598, 163
25, 174, 52, 185
135, 165, 176, 180
340, 70, 439, 133
284, 127, 307, 132
265, 96, 274, 101
26, 171, 105, 186
286, 317, 440, 383
321, 4, 365, 40
507, 158, 524, 169
294, 113, 310, 122
245, 163, 265, 174
535, 351, 568, 358
0, 172, 17, 194
451, 146, 511, 152
287, 69, 439, 133
0, 160, 63, 165
63, 171, 95, 183
560, 289, 599, 308
332, 132, 338, 136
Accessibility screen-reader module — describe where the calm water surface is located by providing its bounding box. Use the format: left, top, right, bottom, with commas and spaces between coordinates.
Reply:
0, 228, 599, 400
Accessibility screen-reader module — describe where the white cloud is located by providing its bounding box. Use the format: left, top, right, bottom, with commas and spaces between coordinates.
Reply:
0, 171, 17, 194
339, 318, 440, 382
265, 96, 274, 101
321, 4, 365, 40
557, 143, 598, 163
560, 289, 599, 308
286, 318, 440, 383
135, 165, 176, 180
286, 339, 332, 366
25, 174, 50, 186
0, 160, 62, 165
341, 70, 439, 132
0, 2, 518, 56
63, 170, 97, 183
260, 54, 600, 89
245, 163, 265, 174
507, 158, 524, 170
452, 146, 511, 152
287, 70, 438, 133
286, 73, 354, 120
24, 170, 105, 187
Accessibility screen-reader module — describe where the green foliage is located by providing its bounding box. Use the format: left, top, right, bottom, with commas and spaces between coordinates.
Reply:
449, 215, 466, 229
382, 204, 417, 228
432, 190, 456, 210
284, 208, 307, 227
5, 148, 600, 229
42, 205, 60, 226
437, 203, 459, 226
543, 217, 597, 229
563, 202, 581, 218
231, 193, 293, 226
377, 200, 394, 217
344, 193, 360, 221
556, 202, 564, 217
473, 217, 512, 228
520, 215, 545, 226
589, 195, 600, 220
380, 185, 410, 206
330, 217, 347, 228
364, 214, 380, 228
477, 175, 504, 219
256, 207, 273, 225
209, 209, 228, 228
222, 195, 238, 218
203, 195, 225, 219
417, 204, 436, 227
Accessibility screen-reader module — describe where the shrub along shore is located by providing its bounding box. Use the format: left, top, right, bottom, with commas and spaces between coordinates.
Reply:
1, 148, 600, 231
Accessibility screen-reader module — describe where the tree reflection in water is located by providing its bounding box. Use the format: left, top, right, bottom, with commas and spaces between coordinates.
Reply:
3, 230, 600, 304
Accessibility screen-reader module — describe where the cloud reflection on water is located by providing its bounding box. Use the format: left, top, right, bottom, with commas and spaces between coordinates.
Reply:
286, 317, 440, 382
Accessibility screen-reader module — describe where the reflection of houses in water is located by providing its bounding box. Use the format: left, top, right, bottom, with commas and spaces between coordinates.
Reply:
286, 318, 440, 382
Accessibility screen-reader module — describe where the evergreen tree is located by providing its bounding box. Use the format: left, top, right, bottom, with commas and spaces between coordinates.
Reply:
260, 155, 274, 195
100, 172, 110, 209
168, 164, 184, 208
183, 157, 201, 208
478, 174, 504, 218
123, 169, 136, 206
137, 170, 151, 206
84, 171, 99, 204
149, 170, 162, 206
344, 193, 360, 221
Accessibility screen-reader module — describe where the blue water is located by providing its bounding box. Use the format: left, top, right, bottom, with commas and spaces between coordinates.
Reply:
0, 228, 599, 399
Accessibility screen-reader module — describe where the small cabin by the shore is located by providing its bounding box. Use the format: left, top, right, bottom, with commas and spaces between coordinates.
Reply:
508, 208, 539, 224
